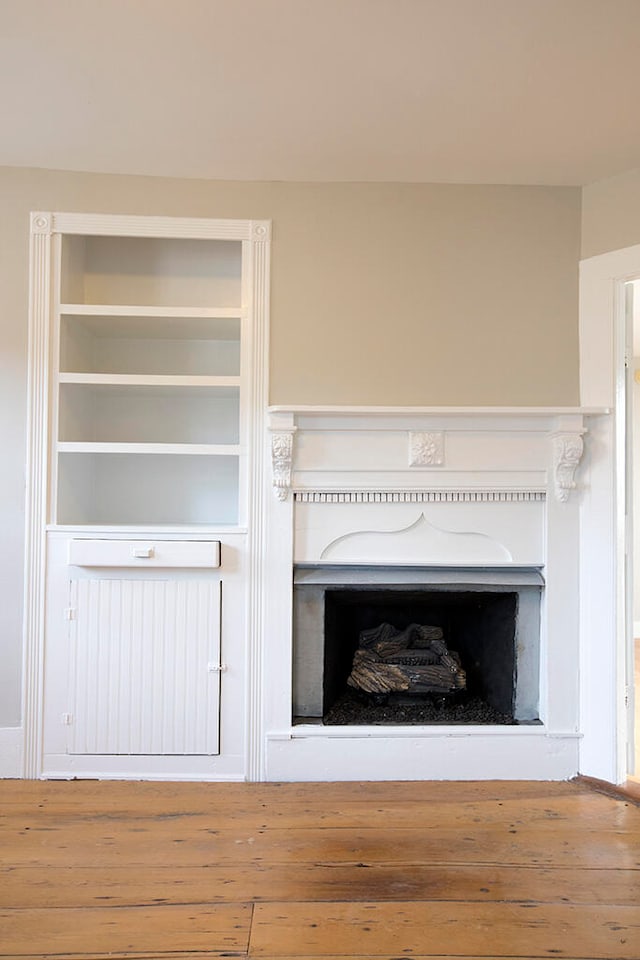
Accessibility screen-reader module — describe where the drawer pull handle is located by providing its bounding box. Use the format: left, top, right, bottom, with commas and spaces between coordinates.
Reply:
132, 547, 154, 559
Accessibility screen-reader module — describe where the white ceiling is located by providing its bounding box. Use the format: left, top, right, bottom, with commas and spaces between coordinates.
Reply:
2, 0, 640, 186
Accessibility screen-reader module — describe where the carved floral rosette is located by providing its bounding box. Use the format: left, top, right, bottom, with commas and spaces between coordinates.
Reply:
409, 431, 444, 466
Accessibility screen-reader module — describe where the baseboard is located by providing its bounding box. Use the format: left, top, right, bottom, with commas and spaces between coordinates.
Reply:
573, 774, 640, 804
0, 728, 23, 778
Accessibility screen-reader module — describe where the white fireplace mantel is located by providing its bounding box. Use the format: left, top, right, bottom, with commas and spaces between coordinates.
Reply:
267, 405, 606, 505
259, 405, 611, 782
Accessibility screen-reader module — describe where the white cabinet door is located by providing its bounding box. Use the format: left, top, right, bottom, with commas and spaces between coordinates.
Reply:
67, 577, 221, 756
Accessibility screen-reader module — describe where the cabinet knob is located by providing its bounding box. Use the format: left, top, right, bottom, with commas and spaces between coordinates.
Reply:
132, 547, 154, 559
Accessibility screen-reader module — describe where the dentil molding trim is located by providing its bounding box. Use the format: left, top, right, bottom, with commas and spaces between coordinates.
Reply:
294, 491, 545, 504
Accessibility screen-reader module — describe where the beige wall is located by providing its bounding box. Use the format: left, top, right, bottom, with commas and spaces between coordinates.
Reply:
0, 165, 581, 727
582, 166, 640, 259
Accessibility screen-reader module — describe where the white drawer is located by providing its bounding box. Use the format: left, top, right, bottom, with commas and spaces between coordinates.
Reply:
68, 539, 221, 569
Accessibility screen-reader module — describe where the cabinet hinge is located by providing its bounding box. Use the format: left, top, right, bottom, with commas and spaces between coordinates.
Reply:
208, 662, 227, 673
61, 713, 73, 725
64, 607, 76, 621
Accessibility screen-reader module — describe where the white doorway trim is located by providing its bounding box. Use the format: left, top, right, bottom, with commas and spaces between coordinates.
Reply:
579, 244, 640, 783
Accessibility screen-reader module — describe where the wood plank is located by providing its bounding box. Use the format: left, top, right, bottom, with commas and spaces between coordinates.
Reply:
0, 903, 251, 958
3, 821, 638, 869
1, 792, 632, 830
11, 955, 241, 960
4, 956, 627, 960
0, 778, 589, 810
249, 901, 640, 959
1, 862, 639, 908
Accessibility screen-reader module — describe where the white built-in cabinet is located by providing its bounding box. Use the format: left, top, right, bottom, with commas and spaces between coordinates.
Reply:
24, 213, 270, 780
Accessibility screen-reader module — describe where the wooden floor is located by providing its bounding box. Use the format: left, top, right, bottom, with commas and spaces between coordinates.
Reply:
0, 779, 639, 960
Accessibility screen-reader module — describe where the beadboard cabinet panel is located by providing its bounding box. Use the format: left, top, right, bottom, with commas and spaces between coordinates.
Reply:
67, 578, 221, 756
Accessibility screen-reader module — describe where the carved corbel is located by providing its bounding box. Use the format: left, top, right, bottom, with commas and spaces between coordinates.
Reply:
551, 431, 585, 502
409, 431, 444, 466
270, 429, 296, 501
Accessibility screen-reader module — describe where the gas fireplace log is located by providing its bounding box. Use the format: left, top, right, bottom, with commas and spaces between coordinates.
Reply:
346, 622, 467, 698
406, 664, 467, 691
361, 623, 444, 652
347, 650, 410, 694
376, 642, 440, 663
347, 656, 465, 695
384, 649, 441, 666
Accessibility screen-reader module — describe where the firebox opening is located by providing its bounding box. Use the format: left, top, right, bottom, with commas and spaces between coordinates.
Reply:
322, 588, 518, 723
292, 568, 542, 728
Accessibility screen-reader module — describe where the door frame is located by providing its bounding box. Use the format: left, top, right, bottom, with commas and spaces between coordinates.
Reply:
579, 244, 640, 783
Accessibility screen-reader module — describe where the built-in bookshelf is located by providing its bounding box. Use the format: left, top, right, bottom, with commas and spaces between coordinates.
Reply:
24, 212, 270, 780
52, 233, 249, 526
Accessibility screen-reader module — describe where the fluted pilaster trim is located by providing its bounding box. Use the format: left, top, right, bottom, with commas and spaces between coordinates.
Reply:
245, 229, 271, 781
23, 214, 52, 778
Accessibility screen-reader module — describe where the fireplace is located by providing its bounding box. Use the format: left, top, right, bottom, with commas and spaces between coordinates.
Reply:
263, 407, 586, 781
293, 567, 542, 727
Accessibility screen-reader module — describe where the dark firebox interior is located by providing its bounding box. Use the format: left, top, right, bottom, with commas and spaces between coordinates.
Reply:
323, 588, 518, 718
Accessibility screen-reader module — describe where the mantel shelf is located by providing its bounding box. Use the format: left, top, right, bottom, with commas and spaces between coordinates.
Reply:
269, 404, 611, 417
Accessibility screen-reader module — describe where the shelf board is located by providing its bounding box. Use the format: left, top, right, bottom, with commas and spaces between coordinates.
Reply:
48, 523, 249, 535
58, 373, 241, 388
59, 303, 245, 319
57, 442, 242, 456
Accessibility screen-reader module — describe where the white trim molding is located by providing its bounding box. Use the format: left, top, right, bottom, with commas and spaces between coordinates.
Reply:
0, 729, 23, 778
250, 221, 272, 242
265, 732, 579, 783
245, 224, 272, 782
23, 214, 52, 778
579, 244, 640, 783
47, 211, 266, 241
294, 490, 546, 503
